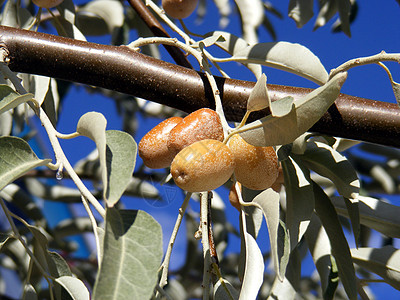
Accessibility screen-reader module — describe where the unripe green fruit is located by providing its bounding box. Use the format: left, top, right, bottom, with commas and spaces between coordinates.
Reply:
228, 134, 279, 190
32, 0, 63, 8
162, 0, 198, 19
170, 139, 235, 192
168, 108, 224, 156
138, 117, 183, 169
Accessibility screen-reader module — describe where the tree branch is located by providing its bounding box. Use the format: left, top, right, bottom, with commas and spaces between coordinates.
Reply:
0, 25, 399, 148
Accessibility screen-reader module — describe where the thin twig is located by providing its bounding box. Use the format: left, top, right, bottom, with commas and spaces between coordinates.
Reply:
0, 62, 106, 218
329, 51, 400, 80
159, 192, 192, 289
200, 192, 212, 300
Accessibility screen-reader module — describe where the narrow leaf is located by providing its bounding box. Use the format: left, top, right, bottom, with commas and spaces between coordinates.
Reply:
252, 188, 289, 280
93, 208, 163, 300
213, 278, 239, 300
0, 85, 34, 115
288, 0, 314, 28
239, 231, 264, 300
78, 0, 124, 34
351, 246, 400, 291
23, 284, 38, 300
55, 276, 90, 300
77, 112, 107, 199
235, 0, 264, 44
313, 182, 357, 300
336, 0, 352, 37
0, 137, 51, 191
305, 214, 334, 295
300, 141, 360, 199
282, 156, 314, 251
231, 41, 329, 85
331, 195, 400, 238
104, 130, 137, 206
239, 72, 347, 147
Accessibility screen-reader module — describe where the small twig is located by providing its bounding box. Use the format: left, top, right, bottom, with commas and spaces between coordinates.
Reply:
81, 196, 101, 265
0, 62, 106, 218
200, 192, 212, 300
126, 0, 192, 68
0, 199, 55, 300
207, 191, 219, 266
329, 51, 400, 80
159, 192, 191, 289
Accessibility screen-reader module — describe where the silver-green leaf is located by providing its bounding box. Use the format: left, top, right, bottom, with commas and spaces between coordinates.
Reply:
77, 112, 107, 199
104, 130, 137, 206
55, 276, 90, 300
0, 85, 34, 115
351, 246, 400, 291
230, 41, 329, 85
239, 72, 347, 147
93, 208, 163, 300
0, 137, 51, 191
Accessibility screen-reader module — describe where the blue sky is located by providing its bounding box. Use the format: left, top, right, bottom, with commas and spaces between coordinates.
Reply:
40, 0, 400, 298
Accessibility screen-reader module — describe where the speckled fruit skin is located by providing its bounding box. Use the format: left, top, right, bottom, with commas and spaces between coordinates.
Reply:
168, 108, 224, 156
228, 134, 279, 190
170, 139, 235, 192
162, 0, 198, 19
33, 0, 63, 8
138, 117, 183, 169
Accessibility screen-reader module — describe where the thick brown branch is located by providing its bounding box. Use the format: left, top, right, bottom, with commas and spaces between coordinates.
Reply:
0, 25, 399, 147
126, 0, 193, 68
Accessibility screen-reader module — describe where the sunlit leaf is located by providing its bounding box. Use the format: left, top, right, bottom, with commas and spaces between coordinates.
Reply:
77, 0, 124, 34
247, 74, 269, 112
56, 0, 87, 41
0, 85, 34, 115
282, 156, 314, 251
252, 188, 289, 280
104, 130, 137, 206
313, 182, 357, 300
288, 0, 314, 28
0, 137, 51, 191
213, 278, 239, 300
299, 140, 360, 244
351, 246, 400, 291
332, 195, 400, 238
54, 217, 93, 238
239, 72, 347, 147
93, 208, 163, 300
234, 0, 264, 44
55, 276, 90, 300
31, 75, 51, 106
23, 284, 37, 300
212, 0, 231, 27
77, 112, 107, 199
305, 214, 336, 295
314, 1, 338, 31
230, 41, 329, 85
239, 231, 264, 300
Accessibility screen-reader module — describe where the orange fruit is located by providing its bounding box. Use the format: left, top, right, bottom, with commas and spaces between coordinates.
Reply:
170, 139, 234, 192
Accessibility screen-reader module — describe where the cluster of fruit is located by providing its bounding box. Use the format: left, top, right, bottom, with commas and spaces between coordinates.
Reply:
139, 108, 281, 194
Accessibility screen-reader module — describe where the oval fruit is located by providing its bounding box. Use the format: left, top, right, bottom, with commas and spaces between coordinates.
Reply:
170, 139, 235, 192
228, 134, 279, 190
138, 117, 183, 169
33, 0, 63, 8
168, 108, 224, 156
162, 0, 198, 19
